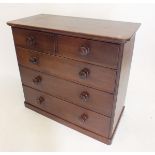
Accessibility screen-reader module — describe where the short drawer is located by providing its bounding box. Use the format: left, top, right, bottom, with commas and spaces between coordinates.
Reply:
16, 47, 116, 93
23, 86, 111, 137
57, 35, 120, 69
12, 28, 55, 54
20, 66, 114, 116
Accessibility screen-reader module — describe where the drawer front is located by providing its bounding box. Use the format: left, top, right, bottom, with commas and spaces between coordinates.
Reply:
16, 47, 116, 93
57, 35, 120, 69
12, 28, 55, 54
20, 66, 113, 116
23, 86, 111, 137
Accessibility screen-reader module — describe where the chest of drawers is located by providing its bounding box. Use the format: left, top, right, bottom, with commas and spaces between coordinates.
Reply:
7, 14, 140, 144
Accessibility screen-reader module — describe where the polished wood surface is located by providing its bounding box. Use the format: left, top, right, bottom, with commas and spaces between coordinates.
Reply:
20, 66, 114, 116
16, 47, 117, 93
57, 35, 120, 69
110, 36, 136, 138
13, 28, 55, 54
25, 102, 112, 144
7, 14, 140, 43
8, 14, 140, 144
23, 86, 111, 137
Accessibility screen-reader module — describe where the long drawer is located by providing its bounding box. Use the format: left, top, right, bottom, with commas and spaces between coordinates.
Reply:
12, 28, 55, 54
23, 86, 111, 137
57, 35, 120, 69
16, 47, 116, 93
20, 66, 114, 116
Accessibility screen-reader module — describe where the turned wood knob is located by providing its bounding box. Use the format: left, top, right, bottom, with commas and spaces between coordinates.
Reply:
80, 113, 88, 122
36, 96, 45, 104
29, 56, 39, 64
80, 91, 89, 102
79, 68, 90, 79
33, 76, 42, 84
26, 36, 36, 47
80, 46, 90, 56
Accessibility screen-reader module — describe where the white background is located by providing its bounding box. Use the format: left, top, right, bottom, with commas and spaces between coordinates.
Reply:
0, 3, 155, 151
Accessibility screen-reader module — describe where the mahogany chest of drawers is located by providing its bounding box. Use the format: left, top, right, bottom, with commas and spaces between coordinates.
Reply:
7, 14, 140, 144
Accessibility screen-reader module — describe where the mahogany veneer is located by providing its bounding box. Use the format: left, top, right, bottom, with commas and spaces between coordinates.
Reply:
7, 14, 140, 144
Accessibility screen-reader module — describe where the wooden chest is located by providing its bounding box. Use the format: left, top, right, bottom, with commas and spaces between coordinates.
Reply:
7, 14, 140, 144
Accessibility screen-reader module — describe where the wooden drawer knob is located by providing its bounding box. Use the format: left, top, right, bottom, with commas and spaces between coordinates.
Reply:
26, 36, 36, 47
29, 56, 39, 64
33, 76, 42, 84
79, 68, 90, 79
80, 91, 89, 102
80, 46, 90, 56
80, 113, 88, 122
36, 96, 45, 104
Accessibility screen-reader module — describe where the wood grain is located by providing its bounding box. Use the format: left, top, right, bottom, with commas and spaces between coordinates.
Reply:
25, 102, 112, 144
7, 14, 141, 43
12, 27, 55, 54
109, 36, 135, 138
20, 66, 114, 117
7, 14, 140, 144
16, 47, 117, 93
23, 86, 111, 137
57, 35, 120, 69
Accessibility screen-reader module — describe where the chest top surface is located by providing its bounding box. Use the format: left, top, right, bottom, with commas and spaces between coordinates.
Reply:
7, 14, 140, 43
